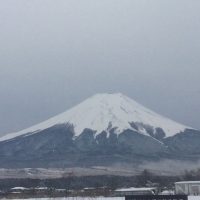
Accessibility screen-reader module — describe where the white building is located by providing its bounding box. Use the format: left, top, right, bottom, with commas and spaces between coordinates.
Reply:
175, 181, 200, 195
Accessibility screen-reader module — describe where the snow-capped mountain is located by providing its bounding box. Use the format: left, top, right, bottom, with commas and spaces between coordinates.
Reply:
0, 93, 189, 142
0, 93, 199, 169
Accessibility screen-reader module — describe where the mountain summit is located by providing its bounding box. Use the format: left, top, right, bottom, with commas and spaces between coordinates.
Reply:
0, 93, 189, 142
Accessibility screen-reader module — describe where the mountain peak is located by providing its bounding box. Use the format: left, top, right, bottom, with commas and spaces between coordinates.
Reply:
90, 92, 127, 101
92, 92, 124, 97
0, 93, 190, 142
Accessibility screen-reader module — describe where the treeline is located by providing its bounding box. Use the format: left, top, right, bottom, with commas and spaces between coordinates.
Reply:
182, 168, 200, 180
0, 168, 200, 191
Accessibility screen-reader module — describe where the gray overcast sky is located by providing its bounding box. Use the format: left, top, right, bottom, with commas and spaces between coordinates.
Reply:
0, 0, 200, 136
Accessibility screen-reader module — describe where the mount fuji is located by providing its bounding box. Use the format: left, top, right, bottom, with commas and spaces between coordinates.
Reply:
0, 93, 199, 169
0, 93, 189, 141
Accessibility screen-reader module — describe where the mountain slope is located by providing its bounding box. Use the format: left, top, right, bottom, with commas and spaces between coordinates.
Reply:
0, 93, 190, 142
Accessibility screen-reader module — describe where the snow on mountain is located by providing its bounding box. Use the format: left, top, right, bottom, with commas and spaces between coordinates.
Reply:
0, 93, 190, 142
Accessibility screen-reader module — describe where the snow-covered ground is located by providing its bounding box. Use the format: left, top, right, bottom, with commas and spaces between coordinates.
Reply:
0, 198, 124, 200
1, 196, 200, 200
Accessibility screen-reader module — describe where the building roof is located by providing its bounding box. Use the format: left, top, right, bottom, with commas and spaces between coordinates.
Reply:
11, 187, 29, 190
175, 181, 200, 184
84, 187, 95, 190
36, 187, 48, 190
115, 187, 156, 192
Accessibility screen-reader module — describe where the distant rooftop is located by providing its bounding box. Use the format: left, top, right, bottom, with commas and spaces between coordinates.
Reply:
175, 181, 200, 184
11, 187, 29, 190
115, 187, 156, 192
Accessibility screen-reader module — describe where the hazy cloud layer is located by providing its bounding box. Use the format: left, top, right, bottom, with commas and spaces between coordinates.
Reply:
0, 0, 200, 135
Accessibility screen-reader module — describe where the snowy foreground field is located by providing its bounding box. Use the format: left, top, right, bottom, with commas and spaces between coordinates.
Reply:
1, 197, 200, 200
